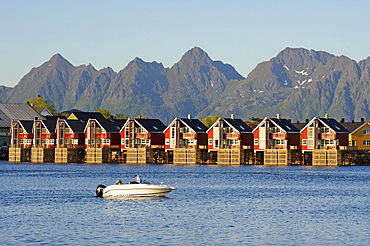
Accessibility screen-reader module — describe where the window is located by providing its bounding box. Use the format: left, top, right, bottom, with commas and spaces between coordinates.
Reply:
214, 139, 219, 148
270, 127, 280, 133
324, 139, 334, 145
254, 139, 258, 145
229, 139, 238, 145
302, 139, 307, 145
349, 140, 356, 146
208, 139, 212, 145
170, 127, 176, 138
363, 129, 370, 135
363, 140, 370, 146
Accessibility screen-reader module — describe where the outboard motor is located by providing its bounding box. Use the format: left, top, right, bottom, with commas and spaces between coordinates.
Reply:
96, 184, 106, 197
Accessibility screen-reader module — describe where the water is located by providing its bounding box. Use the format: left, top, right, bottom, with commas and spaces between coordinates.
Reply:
1, 161, 370, 245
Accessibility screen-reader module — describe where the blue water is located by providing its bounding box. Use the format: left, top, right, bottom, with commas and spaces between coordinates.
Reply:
1, 161, 370, 245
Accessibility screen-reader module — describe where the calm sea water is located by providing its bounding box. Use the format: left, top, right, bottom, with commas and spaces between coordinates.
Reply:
1, 161, 370, 245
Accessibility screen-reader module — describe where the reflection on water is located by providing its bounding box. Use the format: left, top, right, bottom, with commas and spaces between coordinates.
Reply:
1, 161, 370, 245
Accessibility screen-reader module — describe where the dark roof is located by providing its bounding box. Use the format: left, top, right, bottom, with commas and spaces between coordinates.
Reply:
69, 112, 105, 121
45, 116, 63, 120
136, 119, 166, 132
0, 103, 44, 127
19, 120, 34, 133
223, 118, 252, 133
96, 119, 127, 133
341, 122, 367, 133
65, 120, 86, 133
42, 119, 58, 133
319, 118, 349, 133
180, 118, 207, 132
292, 122, 307, 131
270, 118, 300, 133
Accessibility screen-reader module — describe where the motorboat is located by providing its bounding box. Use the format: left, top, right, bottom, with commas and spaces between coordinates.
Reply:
95, 181, 175, 198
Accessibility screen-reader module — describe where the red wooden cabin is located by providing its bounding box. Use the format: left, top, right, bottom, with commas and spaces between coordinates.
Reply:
10, 120, 34, 148
120, 118, 165, 150
85, 118, 126, 149
207, 117, 253, 151
164, 117, 208, 150
253, 116, 301, 152
300, 116, 349, 151
56, 119, 86, 148
33, 119, 57, 148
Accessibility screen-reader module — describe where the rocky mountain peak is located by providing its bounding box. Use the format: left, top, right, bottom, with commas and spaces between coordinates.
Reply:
177, 46, 212, 66
46, 53, 73, 69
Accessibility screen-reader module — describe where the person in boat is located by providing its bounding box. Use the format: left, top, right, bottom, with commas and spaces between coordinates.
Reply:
128, 175, 141, 184
115, 179, 123, 185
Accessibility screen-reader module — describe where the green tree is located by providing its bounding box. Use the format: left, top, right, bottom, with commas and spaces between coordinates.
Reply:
96, 108, 112, 119
201, 116, 221, 128
27, 97, 57, 116
248, 117, 263, 129
116, 114, 130, 119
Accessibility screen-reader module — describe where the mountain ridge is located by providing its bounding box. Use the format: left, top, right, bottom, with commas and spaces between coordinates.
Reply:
3, 47, 370, 123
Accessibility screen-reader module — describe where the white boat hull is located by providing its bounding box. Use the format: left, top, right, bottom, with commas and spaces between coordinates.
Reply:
96, 183, 175, 197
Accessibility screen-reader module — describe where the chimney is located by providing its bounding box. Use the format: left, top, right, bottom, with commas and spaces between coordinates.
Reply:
231, 114, 234, 119
361, 118, 364, 122
305, 119, 309, 123
276, 114, 280, 119
188, 114, 191, 119
288, 119, 291, 122
325, 113, 329, 119
340, 118, 345, 123
297, 121, 300, 124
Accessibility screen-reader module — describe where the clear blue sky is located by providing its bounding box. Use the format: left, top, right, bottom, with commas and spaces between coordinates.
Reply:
1, 0, 369, 87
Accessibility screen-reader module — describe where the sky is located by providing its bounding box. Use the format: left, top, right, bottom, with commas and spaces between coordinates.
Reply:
1, 0, 370, 87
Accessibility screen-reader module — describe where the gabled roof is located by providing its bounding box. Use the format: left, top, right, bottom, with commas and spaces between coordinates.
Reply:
269, 118, 300, 133
223, 118, 253, 133
300, 117, 350, 133
318, 118, 349, 133
164, 118, 208, 133
292, 122, 307, 131
341, 122, 369, 134
180, 118, 207, 133
68, 112, 105, 121
39, 119, 58, 133
18, 120, 34, 133
63, 119, 86, 133
34, 107, 53, 116
86, 118, 126, 133
135, 119, 166, 132
207, 118, 253, 133
0, 103, 44, 127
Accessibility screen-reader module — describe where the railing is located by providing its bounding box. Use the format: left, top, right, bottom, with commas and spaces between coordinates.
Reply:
320, 133, 335, 140
64, 133, 75, 139
181, 132, 197, 139
96, 133, 109, 139
224, 132, 240, 139
18, 133, 32, 139
135, 133, 150, 139
269, 133, 286, 139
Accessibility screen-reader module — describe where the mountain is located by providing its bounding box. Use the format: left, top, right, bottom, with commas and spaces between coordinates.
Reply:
0, 85, 13, 103
3, 47, 370, 122
197, 48, 370, 121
